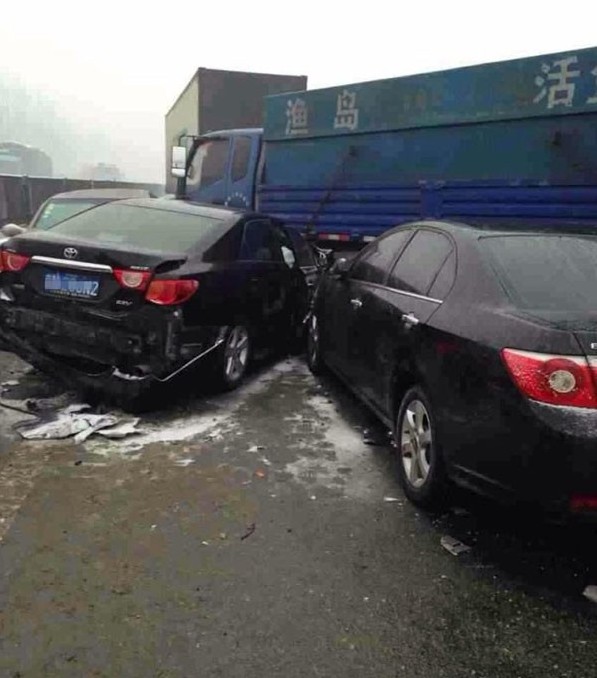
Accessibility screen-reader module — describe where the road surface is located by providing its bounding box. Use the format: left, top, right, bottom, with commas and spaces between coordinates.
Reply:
0, 350, 596, 677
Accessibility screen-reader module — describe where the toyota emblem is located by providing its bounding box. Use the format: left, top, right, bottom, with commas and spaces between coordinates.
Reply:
64, 247, 78, 259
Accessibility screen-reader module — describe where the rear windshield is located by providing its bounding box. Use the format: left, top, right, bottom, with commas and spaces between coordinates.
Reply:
482, 234, 597, 312
43, 203, 228, 252
33, 200, 101, 230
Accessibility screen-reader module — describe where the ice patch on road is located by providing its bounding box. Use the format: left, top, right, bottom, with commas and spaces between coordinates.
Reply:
284, 393, 391, 501
85, 358, 304, 455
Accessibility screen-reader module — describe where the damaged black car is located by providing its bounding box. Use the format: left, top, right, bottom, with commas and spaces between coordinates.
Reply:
0, 199, 311, 406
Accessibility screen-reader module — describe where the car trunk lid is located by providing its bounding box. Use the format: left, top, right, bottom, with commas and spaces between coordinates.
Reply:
2, 233, 187, 313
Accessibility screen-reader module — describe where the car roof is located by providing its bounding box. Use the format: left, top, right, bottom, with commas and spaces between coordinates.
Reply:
105, 198, 262, 221
389, 218, 597, 240
47, 188, 152, 200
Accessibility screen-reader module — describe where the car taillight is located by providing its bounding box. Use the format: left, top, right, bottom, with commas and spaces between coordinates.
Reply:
145, 279, 198, 306
113, 269, 151, 291
0, 250, 30, 272
570, 495, 597, 512
502, 348, 597, 408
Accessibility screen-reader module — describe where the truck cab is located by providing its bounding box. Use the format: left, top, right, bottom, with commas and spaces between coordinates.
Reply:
181, 129, 263, 210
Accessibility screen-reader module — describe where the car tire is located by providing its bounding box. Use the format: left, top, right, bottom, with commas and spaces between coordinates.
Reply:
218, 325, 251, 391
395, 386, 447, 508
306, 313, 324, 374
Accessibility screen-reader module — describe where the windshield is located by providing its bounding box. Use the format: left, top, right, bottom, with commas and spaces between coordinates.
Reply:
482, 234, 597, 313
32, 199, 103, 230
43, 202, 228, 252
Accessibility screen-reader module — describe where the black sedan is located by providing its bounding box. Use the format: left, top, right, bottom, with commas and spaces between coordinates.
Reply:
307, 220, 597, 518
0, 199, 311, 405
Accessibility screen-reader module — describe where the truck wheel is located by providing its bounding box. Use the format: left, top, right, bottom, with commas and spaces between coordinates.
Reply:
306, 313, 324, 374
218, 326, 251, 390
395, 386, 447, 508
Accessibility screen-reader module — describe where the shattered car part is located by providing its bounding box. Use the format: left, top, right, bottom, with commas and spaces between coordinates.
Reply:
440, 535, 472, 556
14, 405, 141, 442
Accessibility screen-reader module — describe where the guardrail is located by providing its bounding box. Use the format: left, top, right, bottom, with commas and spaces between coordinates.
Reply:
0, 175, 165, 226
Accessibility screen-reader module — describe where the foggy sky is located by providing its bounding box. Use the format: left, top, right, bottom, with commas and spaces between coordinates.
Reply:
1, 0, 596, 185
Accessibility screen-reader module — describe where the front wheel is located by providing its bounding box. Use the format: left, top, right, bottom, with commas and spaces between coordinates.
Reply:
218, 326, 251, 391
395, 386, 447, 508
306, 313, 323, 374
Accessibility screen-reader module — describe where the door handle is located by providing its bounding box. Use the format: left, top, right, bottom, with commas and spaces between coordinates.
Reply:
350, 298, 363, 309
402, 312, 419, 327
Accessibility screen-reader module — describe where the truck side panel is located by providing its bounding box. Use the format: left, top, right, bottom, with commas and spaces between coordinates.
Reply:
259, 115, 597, 240
261, 46, 597, 242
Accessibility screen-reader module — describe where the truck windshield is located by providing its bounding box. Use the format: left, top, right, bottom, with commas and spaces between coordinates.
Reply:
187, 139, 229, 189
482, 234, 597, 313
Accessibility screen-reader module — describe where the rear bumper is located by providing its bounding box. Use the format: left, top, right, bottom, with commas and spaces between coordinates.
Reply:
443, 399, 597, 519
0, 303, 224, 396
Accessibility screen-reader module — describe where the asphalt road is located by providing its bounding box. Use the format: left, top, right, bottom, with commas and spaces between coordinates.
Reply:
1, 350, 597, 677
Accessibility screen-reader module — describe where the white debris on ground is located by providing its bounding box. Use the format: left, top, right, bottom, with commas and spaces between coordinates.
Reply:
13, 404, 142, 444
582, 585, 597, 604
440, 535, 472, 556
86, 358, 303, 455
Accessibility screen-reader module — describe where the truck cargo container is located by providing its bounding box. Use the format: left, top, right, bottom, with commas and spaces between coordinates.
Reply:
173, 46, 597, 247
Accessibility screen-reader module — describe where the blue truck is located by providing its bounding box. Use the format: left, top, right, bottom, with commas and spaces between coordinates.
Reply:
172, 46, 597, 248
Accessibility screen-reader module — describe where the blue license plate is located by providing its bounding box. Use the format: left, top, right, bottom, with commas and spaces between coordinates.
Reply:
43, 271, 100, 298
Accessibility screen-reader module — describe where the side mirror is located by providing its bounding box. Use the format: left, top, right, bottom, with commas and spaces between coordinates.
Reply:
331, 257, 351, 278
171, 145, 187, 178
1, 223, 26, 238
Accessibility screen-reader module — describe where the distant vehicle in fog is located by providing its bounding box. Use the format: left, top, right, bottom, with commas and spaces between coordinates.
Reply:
78, 163, 123, 182
0, 141, 52, 177
0, 188, 155, 246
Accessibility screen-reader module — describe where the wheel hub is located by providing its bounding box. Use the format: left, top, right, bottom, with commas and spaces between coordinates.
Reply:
400, 399, 432, 489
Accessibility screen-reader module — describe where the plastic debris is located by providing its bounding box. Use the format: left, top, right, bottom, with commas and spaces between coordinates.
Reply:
248, 445, 265, 453
383, 496, 401, 503
73, 416, 120, 443
14, 406, 141, 443
441, 535, 472, 556
175, 458, 195, 467
583, 585, 597, 603
1, 380, 19, 387
254, 469, 267, 479
240, 523, 256, 541
97, 419, 141, 439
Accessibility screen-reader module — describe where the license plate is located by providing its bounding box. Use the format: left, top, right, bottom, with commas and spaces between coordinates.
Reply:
43, 270, 100, 298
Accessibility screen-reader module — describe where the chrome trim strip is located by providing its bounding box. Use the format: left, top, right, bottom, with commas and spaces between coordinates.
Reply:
357, 280, 443, 304
111, 337, 225, 384
31, 256, 113, 273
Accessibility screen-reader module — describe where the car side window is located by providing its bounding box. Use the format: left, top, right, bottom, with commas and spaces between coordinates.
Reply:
287, 228, 316, 268
428, 250, 457, 300
388, 229, 453, 296
350, 229, 413, 285
240, 220, 283, 262
270, 223, 298, 268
